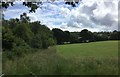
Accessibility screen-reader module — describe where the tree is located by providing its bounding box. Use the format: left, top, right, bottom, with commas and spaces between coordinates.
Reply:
64, 31, 70, 42
52, 28, 64, 44
12, 37, 32, 57
2, 2, 42, 12
42, 36, 49, 49
2, 26, 14, 50
30, 21, 41, 34
20, 13, 30, 23
14, 23, 34, 44
110, 30, 119, 40
70, 32, 80, 43
30, 21, 55, 48
48, 38, 56, 46
79, 29, 93, 43
30, 34, 42, 48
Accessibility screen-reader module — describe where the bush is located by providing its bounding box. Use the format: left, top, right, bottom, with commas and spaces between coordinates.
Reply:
2, 27, 14, 50
3, 37, 33, 60
13, 23, 34, 44
42, 39, 49, 49
30, 34, 42, 48
48, 38, 56, 46
12, 37, 32, 57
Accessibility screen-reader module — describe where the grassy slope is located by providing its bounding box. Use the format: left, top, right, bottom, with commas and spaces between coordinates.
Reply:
57, 41, 118, 58
3, 41, 118, 75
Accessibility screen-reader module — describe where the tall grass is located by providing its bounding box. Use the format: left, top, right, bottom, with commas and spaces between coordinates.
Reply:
3, 46, 118, 75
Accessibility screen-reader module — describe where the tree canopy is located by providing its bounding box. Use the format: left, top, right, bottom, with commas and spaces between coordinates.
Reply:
2, 13, 56, 59
52, 28, 120, 44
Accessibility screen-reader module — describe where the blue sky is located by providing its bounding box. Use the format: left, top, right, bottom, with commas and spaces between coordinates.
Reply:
3, 0, 119, 32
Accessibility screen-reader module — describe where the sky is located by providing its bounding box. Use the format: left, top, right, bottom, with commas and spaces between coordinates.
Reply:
3, 0, 119, 32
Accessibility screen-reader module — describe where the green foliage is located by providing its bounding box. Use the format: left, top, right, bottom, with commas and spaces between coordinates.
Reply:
79, 29, 93, 42
14, 23, 34, 43
2, 26, 14, 50
20, 13, 30, 23
70, 32, 80, 43
2, 16, 56, 60
52, 28, 120, 44
48, 38, 56, 46
30, 21, 41, 34
30, 21, 55, 49
110, 30, 119, 40
52, 28, 65, 44
3, 37, 32, 60
64, 31, 70, 42
41, 34, 50, 49
30, 34, 42, 49
12, 37, 32, 57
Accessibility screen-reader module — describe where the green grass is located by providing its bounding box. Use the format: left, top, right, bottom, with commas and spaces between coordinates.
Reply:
3, 41, 118, 75
56, 41, 118, 75
57, 41, 118, 58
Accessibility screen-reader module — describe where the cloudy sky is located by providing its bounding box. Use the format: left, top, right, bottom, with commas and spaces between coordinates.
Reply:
3, 0, 119, 32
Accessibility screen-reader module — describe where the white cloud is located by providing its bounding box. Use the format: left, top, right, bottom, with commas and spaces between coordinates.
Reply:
59, 0, 119, 32
4, 0, 119, 32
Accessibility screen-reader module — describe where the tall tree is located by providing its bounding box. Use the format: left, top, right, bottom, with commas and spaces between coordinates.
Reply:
64, 31, 70, 42
79, 29, 93, 42
52, 28, 64, 44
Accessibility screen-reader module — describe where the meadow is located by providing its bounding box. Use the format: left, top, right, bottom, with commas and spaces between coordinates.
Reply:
57, 41, 118, 58
3, 41, 118, 75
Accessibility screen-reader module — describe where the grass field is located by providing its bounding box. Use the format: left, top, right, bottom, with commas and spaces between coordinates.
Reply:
57, 41, 118, 58
3, 41, 118, 75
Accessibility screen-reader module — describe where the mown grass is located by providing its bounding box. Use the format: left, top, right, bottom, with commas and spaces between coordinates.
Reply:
57, 41, 118, 58
3, 41, 118, 75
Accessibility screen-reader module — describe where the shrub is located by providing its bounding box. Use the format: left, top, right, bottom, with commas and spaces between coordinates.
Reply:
12, 37, 32, 57
13, 23, 34, 44
2, 26, 14, 50
30, 34, 42, 49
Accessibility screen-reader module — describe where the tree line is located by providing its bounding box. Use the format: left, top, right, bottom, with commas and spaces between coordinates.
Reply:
52, 28, 120, 44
